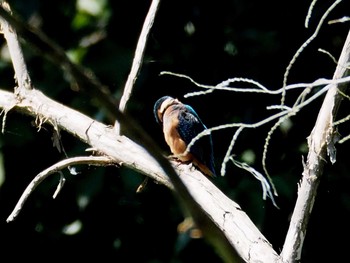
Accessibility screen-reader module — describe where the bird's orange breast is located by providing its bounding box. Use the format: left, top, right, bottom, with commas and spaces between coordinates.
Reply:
162, 107, 192, 162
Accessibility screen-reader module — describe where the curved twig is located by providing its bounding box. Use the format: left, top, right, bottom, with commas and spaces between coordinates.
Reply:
6, 156, 115, 222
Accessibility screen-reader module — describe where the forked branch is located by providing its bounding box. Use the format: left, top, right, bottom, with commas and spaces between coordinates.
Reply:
280, 29, 350, 263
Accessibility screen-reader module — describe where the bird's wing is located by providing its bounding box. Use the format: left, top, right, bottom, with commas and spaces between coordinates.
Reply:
177, 105, 206, 146
177, 105, 215, 175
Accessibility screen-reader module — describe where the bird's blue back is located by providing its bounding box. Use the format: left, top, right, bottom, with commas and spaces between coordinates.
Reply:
177, 104, 216, 177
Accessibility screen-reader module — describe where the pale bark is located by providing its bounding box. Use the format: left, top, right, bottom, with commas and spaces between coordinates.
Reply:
280, 29, 350, 263
0, 88, 279, 262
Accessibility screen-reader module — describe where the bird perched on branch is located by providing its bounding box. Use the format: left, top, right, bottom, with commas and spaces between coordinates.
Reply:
153, 96, 216, 177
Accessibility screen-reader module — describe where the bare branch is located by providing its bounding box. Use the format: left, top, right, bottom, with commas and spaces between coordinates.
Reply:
0, 6, 245, 261
231, 158, 278, 208
221, 126, 244, 176
0, 88, 280, 262
280, 29, 350, 263
282, 0, 343, 105
6, 156, 115, 223
262, 114, 292, 197
304, 0, 318, 28
328, 16, 350, 24
161, 73, 350, 210
52, 172, 66, 199
184, 82, 330, 171
0, 2, 32, 95
318, 48, 339, 65
118, 0, 160, 114
161, 70, 350, 96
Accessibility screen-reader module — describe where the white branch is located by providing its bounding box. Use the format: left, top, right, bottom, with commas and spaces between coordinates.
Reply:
0, 2, 32, 95
280, 29, 350, 263
0, 88, 280, 262
6, 156, 114, 222
115, 0, 160, 133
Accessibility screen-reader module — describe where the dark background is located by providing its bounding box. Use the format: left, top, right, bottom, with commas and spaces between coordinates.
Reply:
0, 0, 349, 262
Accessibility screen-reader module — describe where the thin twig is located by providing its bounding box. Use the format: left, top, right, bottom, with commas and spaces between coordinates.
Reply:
220, 126, 244, 176
305, 0, 318, 28
161, 70, 350, 96
185, 83, 330, 158
53, 171, 66, 199
281, 0, 343, 105
231, 158, 278, 208
328, 16, 350, 24
6, 156, 115, 222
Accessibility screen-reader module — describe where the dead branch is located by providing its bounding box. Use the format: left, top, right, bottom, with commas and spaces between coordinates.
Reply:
6, 156, 115, 222
0, 87, 279, 262
280, 29, 350, 263
0, 2, 32, 95
0, 3, 248, 261
118, 0, 160, 113
115, 0, 161, 134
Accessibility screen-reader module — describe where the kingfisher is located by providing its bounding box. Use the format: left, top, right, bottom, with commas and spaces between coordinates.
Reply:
153, 96, 216, 177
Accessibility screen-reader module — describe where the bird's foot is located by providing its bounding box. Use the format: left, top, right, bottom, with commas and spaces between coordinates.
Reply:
167, 154, 179, 161
167, 154, 191, 164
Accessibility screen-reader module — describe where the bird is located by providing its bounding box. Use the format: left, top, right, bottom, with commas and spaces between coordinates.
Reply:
153, 96, 216, 177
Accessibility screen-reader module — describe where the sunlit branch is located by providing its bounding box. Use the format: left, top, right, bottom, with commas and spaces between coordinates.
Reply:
186, 83, 330, 154
328, 16, 350, 24
305, 0, 318, 28
262, 113, 294, 197
0, 2, 32, 95
183, 83, 330, 204
161, 70, 350, 96
231, 158, 278, 208
6, 156, 115, 222
318, 48, 339, 65
220, 126, 244, 177
281, 0, 343, 105
280, 27, 350, 263
116, 0, 161, 133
